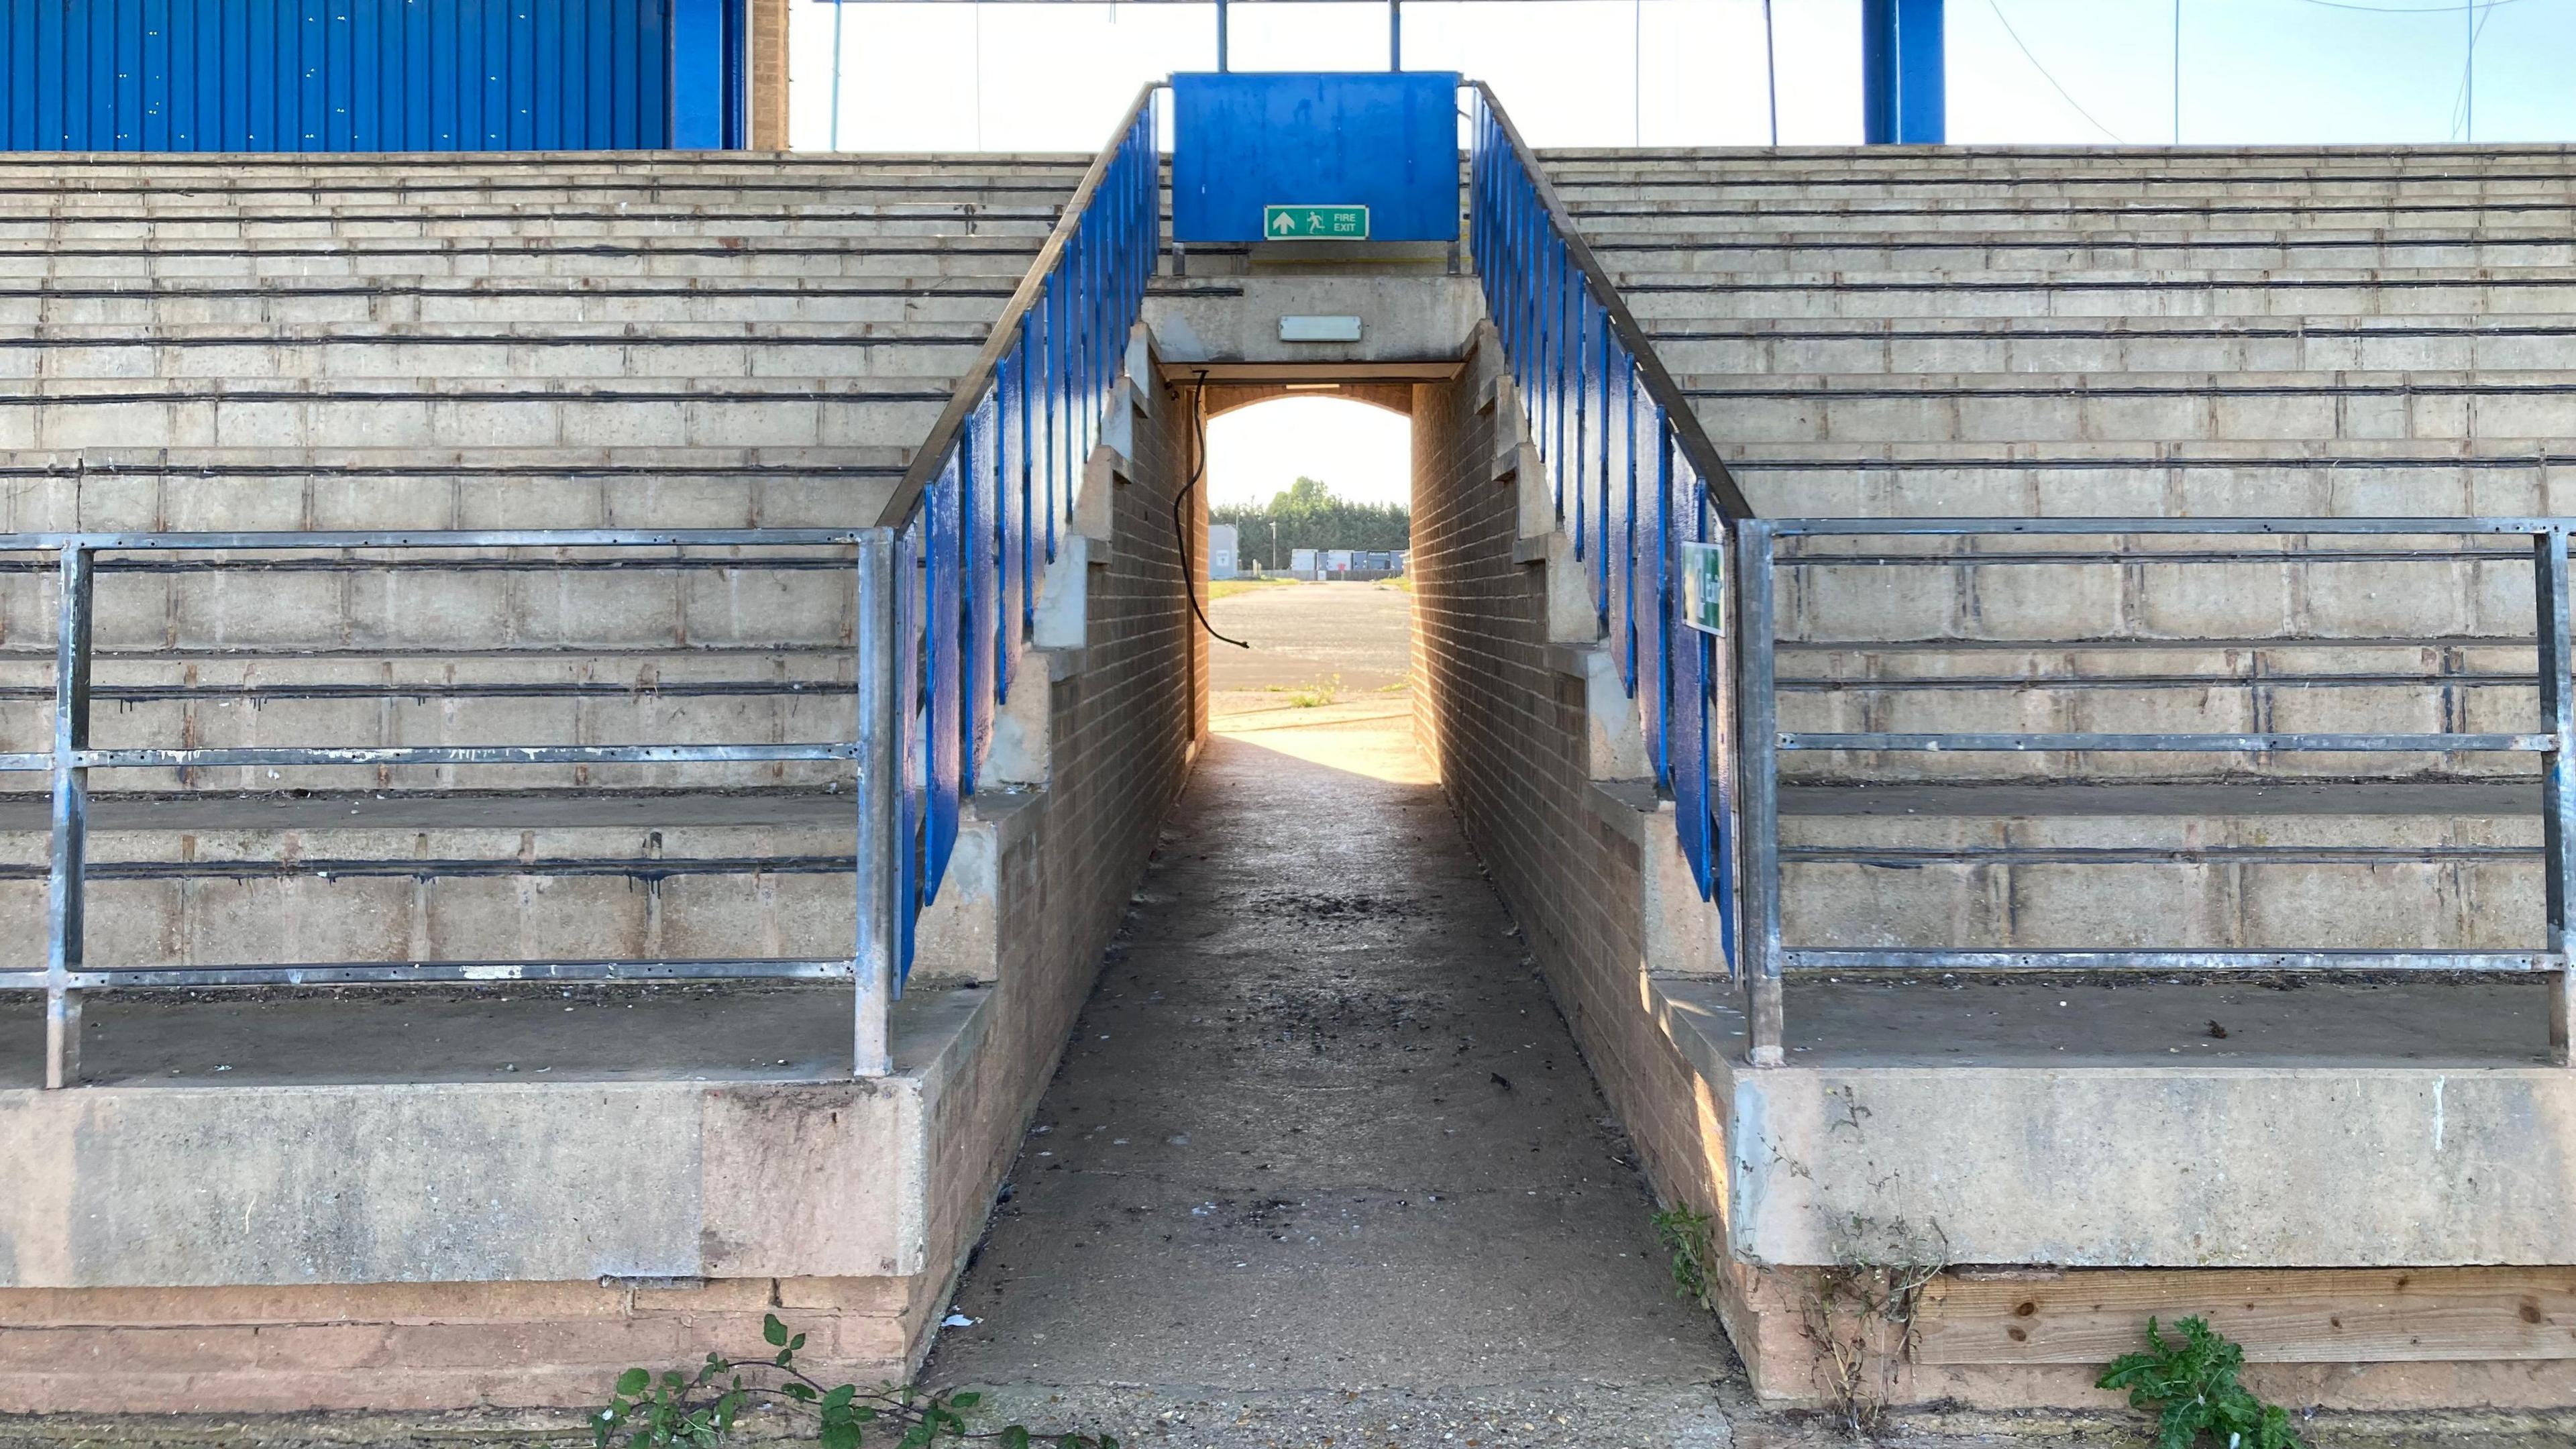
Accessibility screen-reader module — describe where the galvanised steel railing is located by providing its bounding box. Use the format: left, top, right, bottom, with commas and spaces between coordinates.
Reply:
1464, 83, 1750, 957
871, 85, 1163, 996
0, 87, 1162, 1091
1736, 516, 2576, 1067
0, 529, 895, 1090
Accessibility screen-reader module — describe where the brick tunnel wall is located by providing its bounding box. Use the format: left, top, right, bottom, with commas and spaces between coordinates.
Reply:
912, 356, 1208, 1352
1409, 330, 1730, 1221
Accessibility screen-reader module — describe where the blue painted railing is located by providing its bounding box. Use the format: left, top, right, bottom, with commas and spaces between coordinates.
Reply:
1466, 82, 1750, 951
876, 85, 1163, 984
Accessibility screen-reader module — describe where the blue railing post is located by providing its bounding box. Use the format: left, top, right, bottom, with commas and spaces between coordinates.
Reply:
1465, 80, 1759, 1048
865, 83, 1164, 985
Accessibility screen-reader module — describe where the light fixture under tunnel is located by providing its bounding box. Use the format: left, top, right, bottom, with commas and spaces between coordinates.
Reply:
1283, 382, 1342, 392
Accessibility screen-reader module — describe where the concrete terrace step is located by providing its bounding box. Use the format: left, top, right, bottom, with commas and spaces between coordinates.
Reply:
0, 445, 910, 530
0, 278, 1032, 327
0, 213, 1066, 242
0, 651, 864, 793
1643, 315, 2576, 376
1773, 647, 2542, 786
0, 325, 991, 383
1720, 440, 2576, 517
1774, 780, 2548, 953
1672, 369, 2576, 446
1583, 230, 2576, 272
1611, 269, 2576, 320
0, 788, 867, 972
0, 376, 959, 450
0, 237, 1051, 282
1562, 193, 2576, 221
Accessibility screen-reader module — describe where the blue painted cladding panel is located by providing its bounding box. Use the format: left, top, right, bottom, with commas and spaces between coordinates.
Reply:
1171, 70, 1460, 244
0, 0, 743, 150
1862, 0, 1945, 144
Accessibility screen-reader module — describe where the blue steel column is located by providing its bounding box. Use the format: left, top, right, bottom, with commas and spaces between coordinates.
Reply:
1862, 0, 1945, 144
2539, 525, 2576, 1065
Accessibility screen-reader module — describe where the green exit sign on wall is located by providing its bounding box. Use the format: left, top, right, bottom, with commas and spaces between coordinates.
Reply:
1263, 204, 1371, 240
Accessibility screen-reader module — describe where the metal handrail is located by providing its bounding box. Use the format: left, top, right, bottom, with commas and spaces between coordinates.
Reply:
1464, 80, 1751, 522
875, 81, 1163, 533
0, 528, 899, 1089
1732, 514, 2576, 1068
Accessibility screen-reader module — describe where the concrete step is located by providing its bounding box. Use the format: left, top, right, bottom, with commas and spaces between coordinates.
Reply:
1543, 166, 2576, 200
1584, 230, 2576, 272
0, 215, 1063, 244
1644, 315, 2576, 376
1719, 440, 2576, 519
0, 446, 910, 533
1773, 640, 2539, 786
1540, 144, 2576, 172
1776, 780, 2543, 953
1562, 198, 2576, 232
0, 377, 957, 450
0, 651, 863, 793
0, 237, 1049, 282
1669, 369, 2576, 447
0, 325, 991, 383
0, 205, 1065, 235
0, 789, 864, 971
0, 547, 869, 653
1610, 268, 2576, 319
0, 278, 1028, 328
1768, 539, 2535, 638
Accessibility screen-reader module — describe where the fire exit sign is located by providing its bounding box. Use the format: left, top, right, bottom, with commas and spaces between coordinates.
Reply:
1678, 541, 1726, 635
1264, 204, 1371, 240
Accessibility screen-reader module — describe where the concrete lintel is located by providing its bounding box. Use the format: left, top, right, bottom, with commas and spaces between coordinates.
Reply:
1646, 975, 2576, 1271
1514, 535, 1554, 567
1144, 274, 1480, 374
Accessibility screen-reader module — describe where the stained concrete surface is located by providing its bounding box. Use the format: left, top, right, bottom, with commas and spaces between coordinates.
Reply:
0, 981, 956, 1088
923, 682, 1747, 1447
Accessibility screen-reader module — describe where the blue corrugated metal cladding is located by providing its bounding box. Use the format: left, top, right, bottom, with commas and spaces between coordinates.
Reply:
0, 0, 747, 151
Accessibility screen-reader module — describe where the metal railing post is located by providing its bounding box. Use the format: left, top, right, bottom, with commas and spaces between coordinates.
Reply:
1735, 520, 1784, 1067
2539, 525, 2576, 1065
44, 541, 92, 1089
853, 528, 900, 1078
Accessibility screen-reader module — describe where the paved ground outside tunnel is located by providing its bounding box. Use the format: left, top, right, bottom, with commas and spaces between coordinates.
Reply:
926, 582, 1748, 1446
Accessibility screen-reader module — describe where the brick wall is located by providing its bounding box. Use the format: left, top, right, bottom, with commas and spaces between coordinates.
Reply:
751, 0, 790, 150
912, 356, 1205, 1362
1409, 330, 1729, 1222
0, 352, 1208, 1415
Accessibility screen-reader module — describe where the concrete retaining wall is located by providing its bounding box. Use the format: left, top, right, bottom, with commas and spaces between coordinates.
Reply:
0, 335, 1204, 1412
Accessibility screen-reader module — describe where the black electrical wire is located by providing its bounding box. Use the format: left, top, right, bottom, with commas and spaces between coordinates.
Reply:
1173, 370, 1252, 650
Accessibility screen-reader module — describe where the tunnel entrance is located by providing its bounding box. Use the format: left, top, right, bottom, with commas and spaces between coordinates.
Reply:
926, 368, 1737, 1423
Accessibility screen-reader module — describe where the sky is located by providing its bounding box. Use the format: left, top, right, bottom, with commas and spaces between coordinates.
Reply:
791, 0, 2576, 505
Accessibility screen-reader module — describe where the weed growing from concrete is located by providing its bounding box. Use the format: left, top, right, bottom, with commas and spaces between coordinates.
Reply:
1650, 1204, 1718, 1309
2098, 1316, 2304, 1449
596, 1312, 1116, 1449
1270, 674, 1341, 708
1794, 1218, 1949, 1437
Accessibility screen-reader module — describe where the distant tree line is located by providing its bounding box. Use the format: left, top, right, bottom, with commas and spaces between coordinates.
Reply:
1212, 477, 1409, 570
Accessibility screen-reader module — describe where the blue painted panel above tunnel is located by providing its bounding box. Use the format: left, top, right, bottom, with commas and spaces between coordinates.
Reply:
1171, 71, 1462, 245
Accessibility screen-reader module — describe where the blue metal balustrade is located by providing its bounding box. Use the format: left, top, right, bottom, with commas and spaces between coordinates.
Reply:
1465, 83, 1751, 963
875, 85, 1163, 987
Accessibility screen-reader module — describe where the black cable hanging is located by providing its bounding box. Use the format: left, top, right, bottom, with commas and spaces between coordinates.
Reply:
1172, 370, 1252, 650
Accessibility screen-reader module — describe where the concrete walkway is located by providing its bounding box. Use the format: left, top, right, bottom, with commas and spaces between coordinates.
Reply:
925, 702, 1746, 1447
